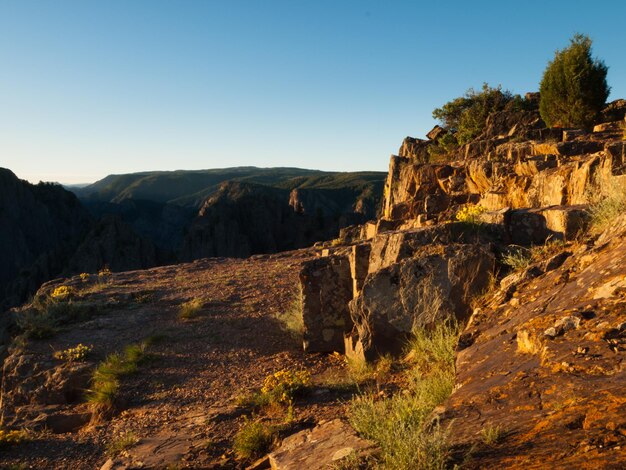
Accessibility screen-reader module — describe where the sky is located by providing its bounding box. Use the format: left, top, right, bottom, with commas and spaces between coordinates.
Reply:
1, 1, 625, 184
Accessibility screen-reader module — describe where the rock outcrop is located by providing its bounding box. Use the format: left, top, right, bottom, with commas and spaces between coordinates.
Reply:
440, 215, 626, 467
300, 96, 626, 364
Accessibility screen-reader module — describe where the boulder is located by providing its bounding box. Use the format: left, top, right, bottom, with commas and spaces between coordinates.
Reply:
299, 255, 353, 353
348, 243, 495, 359
507, 205, 589, 245
269, 419, 377, 470
593, 121, 625, 133
426, 125, 447, 141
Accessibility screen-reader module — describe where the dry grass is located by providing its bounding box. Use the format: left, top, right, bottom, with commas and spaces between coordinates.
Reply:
106, 431, 139, 456
348, 319, 460, 469
588, 175, 626, 234
275, 288, 304, 342
178, 298, 203, 319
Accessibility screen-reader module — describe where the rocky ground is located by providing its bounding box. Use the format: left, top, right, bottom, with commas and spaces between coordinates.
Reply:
0, 249, 384, 469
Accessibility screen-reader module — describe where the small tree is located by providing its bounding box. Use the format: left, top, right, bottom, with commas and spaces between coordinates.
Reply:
432, 83, 516, 145
539, 34, 610, 128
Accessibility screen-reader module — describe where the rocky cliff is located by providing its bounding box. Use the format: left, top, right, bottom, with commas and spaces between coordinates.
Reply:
0, 170, 162, 311
0, 169, 92, 310
294, 96, 626, 467
182, 181, 375, 259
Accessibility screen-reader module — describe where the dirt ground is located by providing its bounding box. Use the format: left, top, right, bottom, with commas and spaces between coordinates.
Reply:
1, 249, 375, 469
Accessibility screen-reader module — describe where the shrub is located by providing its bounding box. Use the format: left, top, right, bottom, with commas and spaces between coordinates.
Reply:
54, 343, 92, 362
502, 247, 532, 270
539, 34, 610, 128
260, 369, 310, 405
106, 430, 139, 456
481, 425, 504, 446
50, 285, 75, 300
233, 419, 275, 460
427, 132, 460, 162
455, 204, 486, 224
178, 298, 203, 319
432, 84, 517, 145
0, 429, 29, 448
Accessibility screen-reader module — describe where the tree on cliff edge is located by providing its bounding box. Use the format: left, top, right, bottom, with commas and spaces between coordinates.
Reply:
539, 34, 610, 128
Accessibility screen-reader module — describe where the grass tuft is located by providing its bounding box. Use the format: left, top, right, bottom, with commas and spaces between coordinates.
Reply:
178, 298, 203, 320
588, 175, 626, 234
349, 320, 460, 469
86, 341, 149, 413
480, 425, 504, 446
233, 419, 276, 460
106, 430, 139, 456
275, 288, 304, 342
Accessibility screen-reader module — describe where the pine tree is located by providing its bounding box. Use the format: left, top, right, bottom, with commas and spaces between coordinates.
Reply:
539, 34, 610, 128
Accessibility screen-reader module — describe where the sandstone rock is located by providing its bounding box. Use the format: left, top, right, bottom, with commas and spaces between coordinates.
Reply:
348, 243, 494, 359
593, 121, 625, 133
562, 129, 586, 142
600, 98, 626, 122
349, 244, 371, 298
268, 419, 377, 470
508, 205, 589, 245
398, 137, 431, 162
605, 141, 626, 174
426, 125, 447, 141
299, 255, 353, 353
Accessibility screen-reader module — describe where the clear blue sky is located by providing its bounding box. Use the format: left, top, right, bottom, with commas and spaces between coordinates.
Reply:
1, 0, 625, 184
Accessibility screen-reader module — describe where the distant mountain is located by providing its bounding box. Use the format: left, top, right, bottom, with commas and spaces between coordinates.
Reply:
71, 167, 386, 255
71, 167, 385, 208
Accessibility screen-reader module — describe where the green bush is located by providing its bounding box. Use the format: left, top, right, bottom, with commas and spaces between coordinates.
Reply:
432, 83, 517, 145
233, 419, 275, 460
539, 34, 610, 128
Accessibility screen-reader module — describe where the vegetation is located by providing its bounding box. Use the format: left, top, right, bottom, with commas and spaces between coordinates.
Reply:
106, 431, 139, 456
481, 425, 504, 446
260, 369, 311, 405
0, 429, 29, 448
16, 288, 94, 340
539, 34, 610, 128
456, 204, 486, 224
502, 247, 532, 270
275, 288, 304, 342
588, 175, 626, 234
427, 132, 460, 162
233, 418, 276, 460
87, 341, 150, 411
349, 320, 460, 469
54, 343, 92, 362
178, 298, 203, 319
236, 368, 311, 412
432, 83, 519, 145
